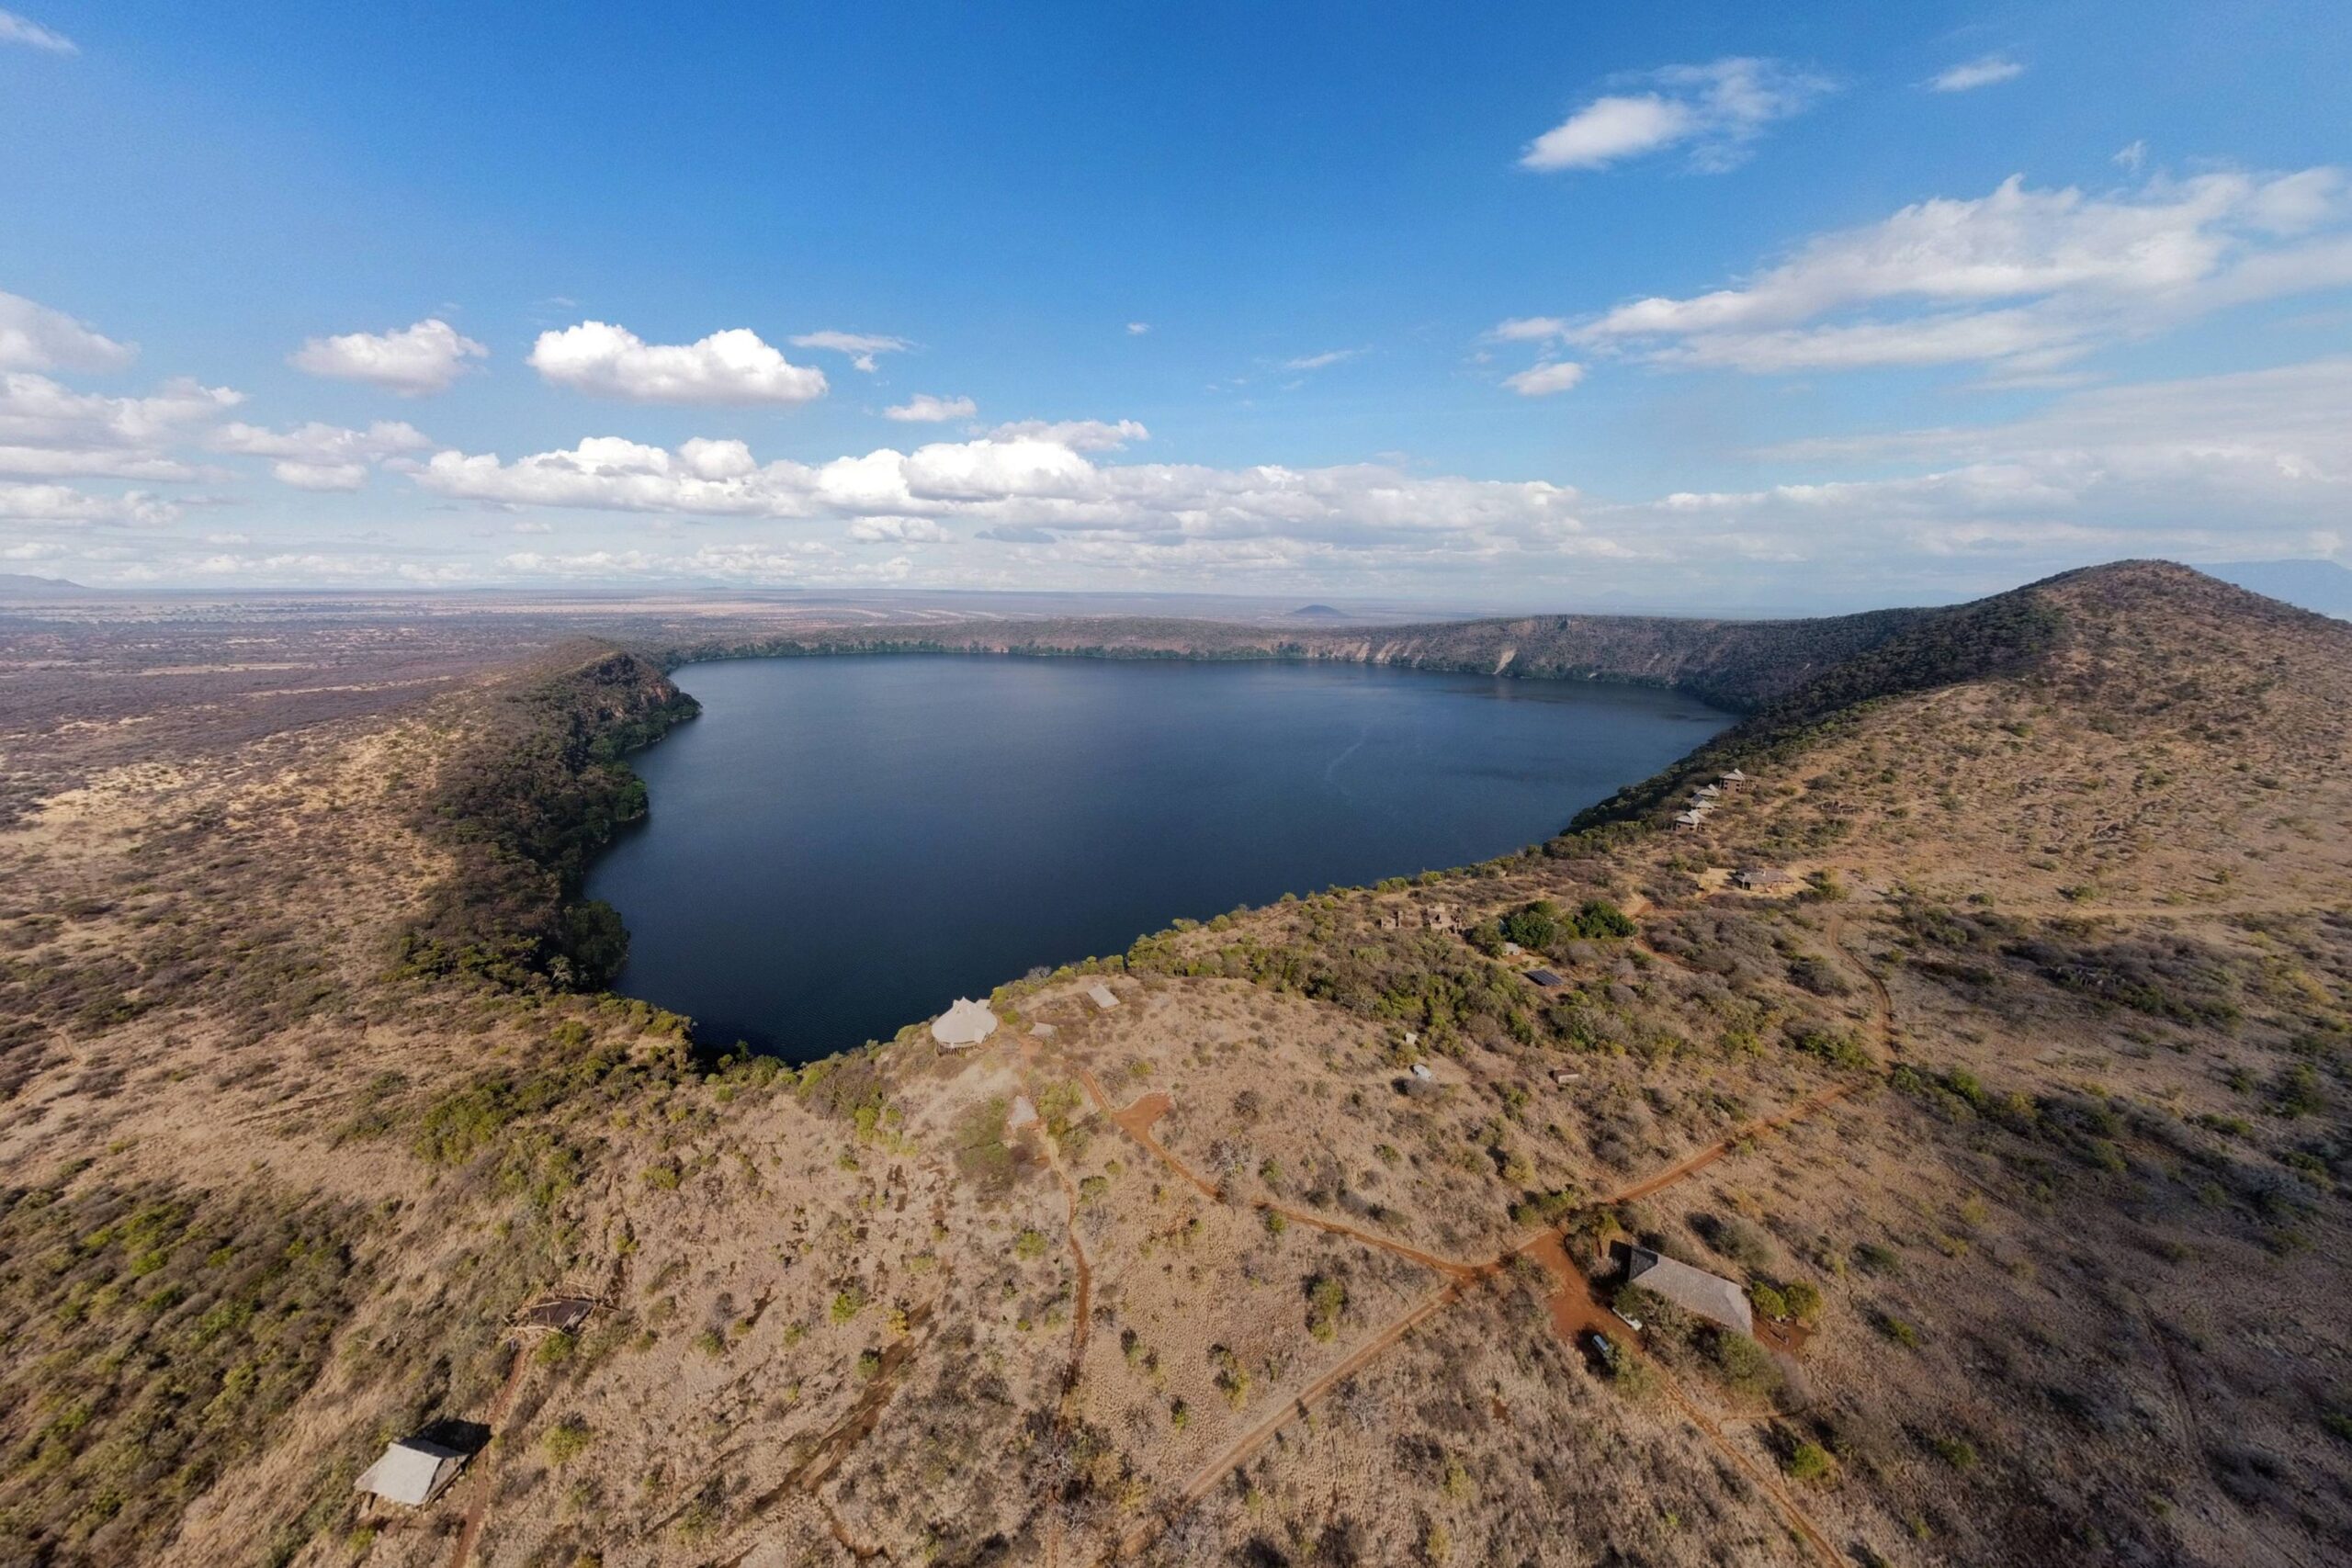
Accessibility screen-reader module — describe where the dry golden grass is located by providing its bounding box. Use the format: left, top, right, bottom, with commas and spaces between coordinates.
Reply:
0, 563, 2345, 1567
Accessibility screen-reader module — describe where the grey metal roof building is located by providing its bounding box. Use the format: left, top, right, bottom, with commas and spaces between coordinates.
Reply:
1624, 1247, 1754, 1337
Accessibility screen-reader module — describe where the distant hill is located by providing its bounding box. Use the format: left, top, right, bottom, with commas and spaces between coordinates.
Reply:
0, 573, 89, 596
1289, 604, 1349, 619
2204, 558, 2352, 619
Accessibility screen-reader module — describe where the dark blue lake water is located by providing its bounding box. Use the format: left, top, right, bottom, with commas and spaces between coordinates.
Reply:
585, 655, 1729, 1058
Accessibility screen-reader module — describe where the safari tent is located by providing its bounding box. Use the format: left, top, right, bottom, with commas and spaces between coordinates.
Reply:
931, 997, 999, 1047
355, 1437, 468, 1506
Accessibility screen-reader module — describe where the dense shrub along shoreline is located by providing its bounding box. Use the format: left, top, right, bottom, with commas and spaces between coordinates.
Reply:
394, 645, 700, 991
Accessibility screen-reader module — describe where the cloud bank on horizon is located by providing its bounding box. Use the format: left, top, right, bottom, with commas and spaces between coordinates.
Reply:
3, 4, 2349, 610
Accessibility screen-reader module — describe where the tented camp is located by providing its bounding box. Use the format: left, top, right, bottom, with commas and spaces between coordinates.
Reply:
1623, 1247, 1753, 1337
355, 1437, 468, 1507
931, 997, 999, 1047
1734, 867, 1794, 891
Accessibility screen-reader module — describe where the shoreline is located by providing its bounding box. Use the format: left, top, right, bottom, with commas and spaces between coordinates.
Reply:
581, 648, 1737, 1062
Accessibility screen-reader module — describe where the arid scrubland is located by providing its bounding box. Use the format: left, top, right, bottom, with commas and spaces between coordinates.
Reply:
1, 562, 2346, 1567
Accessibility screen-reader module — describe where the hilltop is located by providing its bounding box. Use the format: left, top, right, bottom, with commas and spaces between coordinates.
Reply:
0, 573, 90, 598
0, 561, 2346, 1567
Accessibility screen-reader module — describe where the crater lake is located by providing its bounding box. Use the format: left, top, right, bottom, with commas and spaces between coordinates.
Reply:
585, 655, 1731, 1057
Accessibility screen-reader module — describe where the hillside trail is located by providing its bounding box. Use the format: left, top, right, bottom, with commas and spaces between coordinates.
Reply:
1605, 1080, 1861, 1205
1079, 1052, 1854, 1566
1824, 908, 1894, 1055
2133, 1295, 2319, 1568
445, 1339, 530, 1568
1112, 1277, 1467, 1562
1995, 895, 2323, 921
1562, 900, 1899, 1210
1020, 1066, 1096, 1568
728, 1307, 933, 1557
1075, 1066, 1487, 1281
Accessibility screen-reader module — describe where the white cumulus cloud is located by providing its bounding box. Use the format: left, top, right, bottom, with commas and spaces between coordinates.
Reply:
0, 290, 134, 373
884, 393, 978, 423
408, 425, 1608, 584
0, 482, 177, 525
847, 516, 952, 543
531, 321, 828, 406
1614, 356, 2352, 572
290, 318, 488, 396
210, 419, 432, 491
985, 418, 1148, 452
1490, 317, 1570, 344
1521, 58, 1833, 173
0, 372, 241, 480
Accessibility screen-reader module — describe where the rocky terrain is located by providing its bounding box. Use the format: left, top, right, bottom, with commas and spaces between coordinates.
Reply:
0, 561, 2346, 1567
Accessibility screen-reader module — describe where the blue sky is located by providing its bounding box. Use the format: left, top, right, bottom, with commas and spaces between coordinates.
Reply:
3, 1, 2349, 611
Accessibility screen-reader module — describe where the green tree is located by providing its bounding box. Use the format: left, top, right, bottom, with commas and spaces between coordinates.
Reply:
1499, 901, 1563, 950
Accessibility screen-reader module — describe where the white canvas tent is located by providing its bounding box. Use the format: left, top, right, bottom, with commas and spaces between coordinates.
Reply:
355, 1437, 467, 1506
931, 997, 998, 1047
1087, 983, 1120, 1010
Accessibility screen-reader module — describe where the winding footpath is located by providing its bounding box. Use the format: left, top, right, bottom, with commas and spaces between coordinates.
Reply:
1072, 998, 1879, 1568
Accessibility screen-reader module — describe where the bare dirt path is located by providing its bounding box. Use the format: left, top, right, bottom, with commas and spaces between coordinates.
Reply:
1996, 897, 2322, 921
1115, 1277, 1466, 1561
1519, 1233, 1842, 1568
445, 1339, 528, 1568
730, 1315, 929, 1558
1077, 1066, 1487, 1281
1825, 908, 1894, 1053
1566, 904, 1888, 1211
2134, 1297, 2318, 1568
1607, 1080, 1861, 1205
1080, 1054, 1861, 1565
1651, 1357, 1841, 1566
1023, 1070, 1096, 1568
